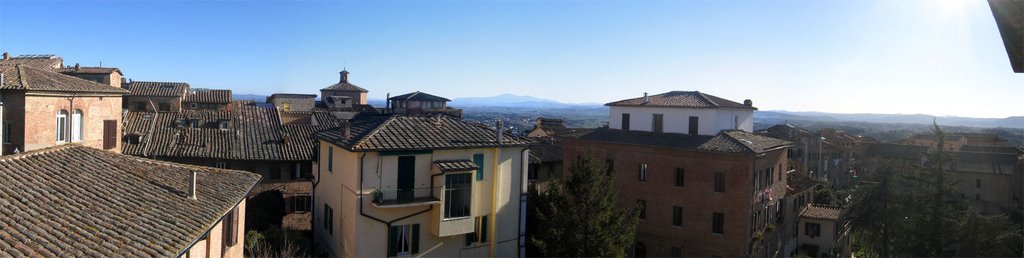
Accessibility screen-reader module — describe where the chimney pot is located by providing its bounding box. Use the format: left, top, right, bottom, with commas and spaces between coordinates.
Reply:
744, 99, 753, 107
643, 92, 649, 103
74, 63, 80, 71
343, 122, 352, 139
495, 119, 504, 144
187, 171, 198, 200
2, 52, 8, 60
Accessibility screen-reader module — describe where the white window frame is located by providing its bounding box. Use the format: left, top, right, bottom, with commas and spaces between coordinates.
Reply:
71, 110, 83, 142
56, 110, 68, 143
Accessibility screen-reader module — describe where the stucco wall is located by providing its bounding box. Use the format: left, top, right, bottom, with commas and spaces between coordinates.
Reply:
314, 141, 525, 257
608, 106, 753, 135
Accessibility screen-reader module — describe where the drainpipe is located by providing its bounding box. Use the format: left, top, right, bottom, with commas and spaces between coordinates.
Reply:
65, 95, 76, 144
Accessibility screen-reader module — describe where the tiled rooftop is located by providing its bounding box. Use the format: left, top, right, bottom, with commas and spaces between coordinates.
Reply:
0, 144, 260, 256
0, 54, 63, 69
800, 204, 842, 221
57, 66, 123, 75
316, 115, 532, 152
605, 91, 755, 110
432, 160, 480, 172
388, 91, 451, 102
0, 64, 128, 94
185, 89, 232, 104
122, 101, 344, 161
123, 81, 190, 97
578, 128, 791, 154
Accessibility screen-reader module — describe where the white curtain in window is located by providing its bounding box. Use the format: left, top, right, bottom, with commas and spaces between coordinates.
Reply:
56, 110, 68, 142
71, 110, 83, 142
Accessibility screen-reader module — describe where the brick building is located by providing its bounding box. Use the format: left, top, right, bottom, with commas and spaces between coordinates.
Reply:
564, 91, 793, 257
58, 64, 124, 87
320, 69, 368, 105
0, 63, 127, 155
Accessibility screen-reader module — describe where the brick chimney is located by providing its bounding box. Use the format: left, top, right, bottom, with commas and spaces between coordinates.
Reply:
340, 70, 350, 83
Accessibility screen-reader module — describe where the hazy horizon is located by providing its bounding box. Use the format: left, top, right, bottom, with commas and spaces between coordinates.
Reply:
2, 0, 1022, 118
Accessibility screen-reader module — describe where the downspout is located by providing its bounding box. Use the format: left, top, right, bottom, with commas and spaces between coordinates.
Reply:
358, 151, 433, 257
311, 144, 323, 254
66, 95, 76, 144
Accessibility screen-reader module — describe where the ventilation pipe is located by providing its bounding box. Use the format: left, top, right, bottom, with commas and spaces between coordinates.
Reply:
188, 171, 198, 200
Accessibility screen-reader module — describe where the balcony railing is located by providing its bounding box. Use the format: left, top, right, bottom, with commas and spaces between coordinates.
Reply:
370, 188, 441, 208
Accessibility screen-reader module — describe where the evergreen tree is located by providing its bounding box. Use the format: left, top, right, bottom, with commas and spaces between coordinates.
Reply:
528, 153, 640, 257
847, 162, 908, 257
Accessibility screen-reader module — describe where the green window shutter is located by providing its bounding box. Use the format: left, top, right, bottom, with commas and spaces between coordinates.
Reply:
412, 224, 420, 254
481, 215, 488, 243
473, 153, 485, 181
388, 226, 398, 257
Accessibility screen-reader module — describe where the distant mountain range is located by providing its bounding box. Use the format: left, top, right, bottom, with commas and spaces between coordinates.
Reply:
233, 93, 1022, 129
450, 94, 603, 108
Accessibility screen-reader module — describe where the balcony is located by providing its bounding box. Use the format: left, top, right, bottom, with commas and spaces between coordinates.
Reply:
370, 188, 441, 208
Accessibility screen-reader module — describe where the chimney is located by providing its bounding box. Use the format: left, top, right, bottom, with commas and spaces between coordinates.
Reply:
2, 52, 8, 60
642, 92, 649, 103
495, 119, 504, 144
340, 70, 350, 83
744, 99, 753, 107
74, 63, 81, 71
386, 93, 391, 113
187, 171, 198, 200
342, 122, 352, 139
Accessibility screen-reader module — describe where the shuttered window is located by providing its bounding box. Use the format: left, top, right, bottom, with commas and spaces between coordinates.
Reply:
103, 120, 117, 150
473, 153, 485, 181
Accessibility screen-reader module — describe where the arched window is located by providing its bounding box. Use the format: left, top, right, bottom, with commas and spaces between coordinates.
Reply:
634, 242, 646, 258
71, 110, 83, 142
56, 110, 68, 143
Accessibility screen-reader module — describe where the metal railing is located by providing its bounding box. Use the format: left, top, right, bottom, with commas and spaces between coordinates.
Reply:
370, 187, 441, 206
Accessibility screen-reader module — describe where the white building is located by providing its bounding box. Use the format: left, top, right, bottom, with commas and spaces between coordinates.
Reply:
796, 204, 851, 257
313, 115, 531, 257
605, 91, 756, 135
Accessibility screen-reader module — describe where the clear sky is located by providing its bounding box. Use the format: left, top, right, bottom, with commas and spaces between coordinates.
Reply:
1, 0, 1021, 118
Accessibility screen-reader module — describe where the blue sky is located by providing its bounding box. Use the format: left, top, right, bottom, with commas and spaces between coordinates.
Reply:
1, 0, 1021, 118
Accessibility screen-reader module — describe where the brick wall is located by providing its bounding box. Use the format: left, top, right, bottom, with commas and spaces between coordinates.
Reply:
564, 137, 789, 257
8, 94, 122, 153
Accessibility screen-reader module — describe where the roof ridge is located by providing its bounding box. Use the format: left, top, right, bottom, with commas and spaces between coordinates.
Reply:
0, 143, 77, 161
718, 131, 756, 153
696, 91, 720, 107
351, 116, 398, 150
17, 65, 29, 89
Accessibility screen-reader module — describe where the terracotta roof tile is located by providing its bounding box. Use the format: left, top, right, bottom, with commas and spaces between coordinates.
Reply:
123, 81, 190, 97
0, 55, 63, 69
0, 65, 128, 94
388, 91, 451, 102
800, 204, 842, 220
432, 160, 480, 172
605, 91, 755, 110
122, 101, 346, 161
185, 89, 232, 104
0, 144, 261, 256
316, 115, 532, 152
578, 128, 791, 154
